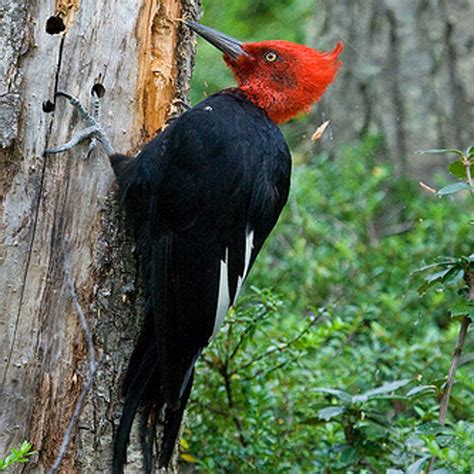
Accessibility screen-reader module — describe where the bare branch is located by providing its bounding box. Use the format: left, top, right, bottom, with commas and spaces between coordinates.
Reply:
233, 312, 322, 376
48, 264, 99, 474
429, 269, 473, 472
438, 315, 471, 425
226, 307, 272, 363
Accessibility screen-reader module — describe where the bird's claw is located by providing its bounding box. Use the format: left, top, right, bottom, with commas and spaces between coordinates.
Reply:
43, 90, 114, 157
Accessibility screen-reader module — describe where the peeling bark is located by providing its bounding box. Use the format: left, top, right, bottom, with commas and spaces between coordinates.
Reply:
0, 0, 199, 472
135, 0, 183, 139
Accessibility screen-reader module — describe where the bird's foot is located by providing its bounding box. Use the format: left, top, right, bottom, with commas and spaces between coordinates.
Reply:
44, 91, 115, 157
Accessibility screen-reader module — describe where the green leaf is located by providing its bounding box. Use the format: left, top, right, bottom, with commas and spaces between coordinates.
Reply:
339, 446, 360, 465
352, 379, 410, 403
425, 268, 452, 283
314, 387, 352, 402
301, 416, 328, 426
417, 148, 464, 157
448, 159, 468, 180
451, 300, 474, 319
418, 266, 464, 294
20, 442, 32, 452
435, 434, 453, 446
413, 258, 459, 275
3, 454, 16, 466
406, 385, 437, 398
437, 182, 470, 196
180, 453, 198, 463
362, 394, 409, 402
0, 441, 35, 471
317, 406, 345, 420
416, 422, 452, 435
407, 456, 429, 474
179, 438, 190, 450
444, 268, 465, 285
467, 145, 474, 158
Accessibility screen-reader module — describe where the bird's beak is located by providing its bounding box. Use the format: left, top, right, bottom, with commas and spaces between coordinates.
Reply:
186, 21, 250, 60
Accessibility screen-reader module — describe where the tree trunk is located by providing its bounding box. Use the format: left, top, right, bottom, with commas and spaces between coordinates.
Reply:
0, 0, 199, 471
311, 0, 473, 174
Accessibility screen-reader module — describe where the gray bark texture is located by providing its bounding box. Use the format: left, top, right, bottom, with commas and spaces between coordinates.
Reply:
0, 0, 199, 472
311, 0, 473, 174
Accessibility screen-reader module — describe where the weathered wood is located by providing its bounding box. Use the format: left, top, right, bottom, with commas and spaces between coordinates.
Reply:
0, 0, 199, 471
312, 0, 473, 174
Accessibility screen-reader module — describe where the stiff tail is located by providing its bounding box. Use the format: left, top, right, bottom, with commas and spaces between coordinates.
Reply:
113, 391, 146, 473
112, 312, 195, 473
112, 313, 163, 474
158, 371, 194, 468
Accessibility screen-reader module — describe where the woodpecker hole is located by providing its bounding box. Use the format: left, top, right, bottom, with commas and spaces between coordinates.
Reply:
91, 83, 106, 98
46, 16, 66, 35
42, 100, 55, 113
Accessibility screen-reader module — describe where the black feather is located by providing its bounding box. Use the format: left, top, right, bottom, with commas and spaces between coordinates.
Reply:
158, 370, 194, 468
112, 310, 162, 474
110, 90, 291, 471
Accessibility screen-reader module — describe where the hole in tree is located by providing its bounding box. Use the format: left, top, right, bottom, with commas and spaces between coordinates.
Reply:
46, 16, 66, 35
91, 83, 106, 98
42, 100, 55, 113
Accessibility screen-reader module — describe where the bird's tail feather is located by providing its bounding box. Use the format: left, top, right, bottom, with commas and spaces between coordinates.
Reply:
113, 391, 143, 474
158, 370, 195, 468
113, 310, 194, 473
139, 399, 161, 474
113, 313, 164, 474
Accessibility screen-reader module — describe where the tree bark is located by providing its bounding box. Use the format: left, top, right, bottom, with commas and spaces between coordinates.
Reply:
0, 0, 199, 471
311, 0, 473, 174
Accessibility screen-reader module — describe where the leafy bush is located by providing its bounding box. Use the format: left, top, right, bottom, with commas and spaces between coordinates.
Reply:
0, 442, 35, 471
184, 136, 473, 473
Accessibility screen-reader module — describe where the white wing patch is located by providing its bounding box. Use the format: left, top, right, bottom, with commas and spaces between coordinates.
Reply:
210, 229, 255, 340
235, 229, 254, 302
211, 248, 230, 338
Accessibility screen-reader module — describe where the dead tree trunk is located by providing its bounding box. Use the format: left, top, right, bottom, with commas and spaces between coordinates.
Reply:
0, 0, 199, 471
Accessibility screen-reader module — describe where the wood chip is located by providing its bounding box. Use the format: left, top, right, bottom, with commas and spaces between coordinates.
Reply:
419, 181, 437, 194
311, 120, 331, 143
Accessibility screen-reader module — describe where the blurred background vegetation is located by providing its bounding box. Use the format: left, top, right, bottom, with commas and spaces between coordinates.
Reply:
183, 0, 474, 472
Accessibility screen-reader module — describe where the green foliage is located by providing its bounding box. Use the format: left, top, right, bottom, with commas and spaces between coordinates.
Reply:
413, 144, 473, 472
183, 135, 473, 472
415, 256, 473, 303
188, 4, 473, 471
417, 146, 474, 196
0, 442, 35, 471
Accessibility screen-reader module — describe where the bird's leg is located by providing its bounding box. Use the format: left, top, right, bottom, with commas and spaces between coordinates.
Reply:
87, 91, 100, 154
44, 91, 115, 157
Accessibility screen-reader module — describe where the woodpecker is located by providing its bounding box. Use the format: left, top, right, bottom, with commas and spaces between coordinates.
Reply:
45, 21, 343, 473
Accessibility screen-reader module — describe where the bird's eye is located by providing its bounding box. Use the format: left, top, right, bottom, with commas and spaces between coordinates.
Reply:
264, 51, 279, 63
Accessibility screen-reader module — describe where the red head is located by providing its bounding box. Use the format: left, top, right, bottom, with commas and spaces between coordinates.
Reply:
187, 22, 343, 124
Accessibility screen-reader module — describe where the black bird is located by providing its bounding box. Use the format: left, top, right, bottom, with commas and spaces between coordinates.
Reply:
45, 21, 343, 473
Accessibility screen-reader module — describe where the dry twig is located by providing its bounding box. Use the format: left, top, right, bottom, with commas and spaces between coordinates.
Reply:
48, 263, 98, 474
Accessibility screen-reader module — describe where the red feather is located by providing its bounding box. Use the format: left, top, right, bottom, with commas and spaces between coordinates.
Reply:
225, 40, 344, 124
